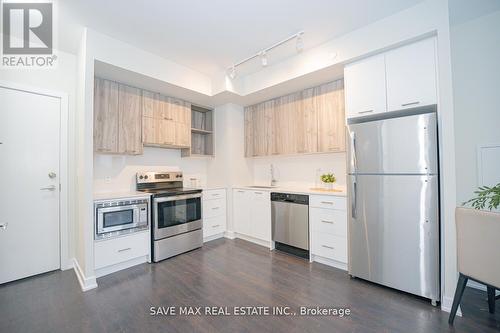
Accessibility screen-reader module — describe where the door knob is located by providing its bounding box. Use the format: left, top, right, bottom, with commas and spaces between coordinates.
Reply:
40, 185, 57, 191
0, 222, 8, 230
48, 172, 57, 179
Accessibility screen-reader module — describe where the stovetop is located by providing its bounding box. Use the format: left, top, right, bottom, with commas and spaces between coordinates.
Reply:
137, 187, 202, 198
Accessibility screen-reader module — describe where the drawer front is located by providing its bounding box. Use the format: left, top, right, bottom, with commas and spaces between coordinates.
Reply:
203, 198, 226, 218
309, 195, 347, 210
94, 231, 149, 269
203, 189, 226, 201
311, 232, 347, 263
203, 216, 226, 238
310, 208, 347, 237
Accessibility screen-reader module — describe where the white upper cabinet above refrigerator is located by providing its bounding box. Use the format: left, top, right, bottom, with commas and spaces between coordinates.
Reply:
344, 54, 387, 118
385, 38, 437, 112
344, 37, 437, 120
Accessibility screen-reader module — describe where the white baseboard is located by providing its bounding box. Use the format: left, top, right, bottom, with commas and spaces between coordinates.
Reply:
311, 254, 348, 271
468, 280, 486, 291
72, 258, 97, 292
233, 232, 271, 248
94, 255, 148, 278
441, 296, 462, 316
204, 233, 225, 243
467, 280, 500, 295
224, 230, 235, 239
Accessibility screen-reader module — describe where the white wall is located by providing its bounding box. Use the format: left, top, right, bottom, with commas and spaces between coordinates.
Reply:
450, 9, 500, 204
93, 147, 208, 193
252, 153, 346, 189
207, 104, 253, 232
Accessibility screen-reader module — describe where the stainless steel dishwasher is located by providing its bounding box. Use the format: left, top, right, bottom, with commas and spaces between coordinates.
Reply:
271, 192, 309, 259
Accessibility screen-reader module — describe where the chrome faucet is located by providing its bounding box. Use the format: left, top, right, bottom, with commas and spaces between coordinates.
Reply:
270, 164, 277, 187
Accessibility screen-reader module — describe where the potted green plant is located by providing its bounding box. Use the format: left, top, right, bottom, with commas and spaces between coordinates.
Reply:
320, 173, 336, 190
463, 183, 500, 210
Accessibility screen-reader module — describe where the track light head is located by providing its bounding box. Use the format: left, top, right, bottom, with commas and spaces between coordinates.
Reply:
228, 66, 236, 79
260, 51, 268, 67
296, 32, 304, 52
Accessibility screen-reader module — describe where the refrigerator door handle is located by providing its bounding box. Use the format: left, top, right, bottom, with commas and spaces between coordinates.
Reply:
351, 176, 357, 218
349, 131, 357, 173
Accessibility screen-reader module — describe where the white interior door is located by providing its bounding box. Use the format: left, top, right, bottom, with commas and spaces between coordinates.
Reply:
0, 86, 61, 284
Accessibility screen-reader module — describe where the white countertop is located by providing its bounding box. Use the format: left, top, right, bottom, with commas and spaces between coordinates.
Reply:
93, 191, 151, 201
233, 185, 347, 197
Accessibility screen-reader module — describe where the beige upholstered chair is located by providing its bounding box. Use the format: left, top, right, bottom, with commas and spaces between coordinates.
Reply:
449, 207, 500, 324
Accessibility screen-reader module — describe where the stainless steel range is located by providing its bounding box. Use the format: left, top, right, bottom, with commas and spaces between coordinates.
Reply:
136, 171, 202, 262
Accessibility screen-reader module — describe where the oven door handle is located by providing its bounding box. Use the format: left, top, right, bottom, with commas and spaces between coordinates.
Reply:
154, 193, 202, 203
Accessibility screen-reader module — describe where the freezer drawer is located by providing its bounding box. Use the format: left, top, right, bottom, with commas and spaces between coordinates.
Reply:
347, 112, 438, 174
348, 174, 440, 301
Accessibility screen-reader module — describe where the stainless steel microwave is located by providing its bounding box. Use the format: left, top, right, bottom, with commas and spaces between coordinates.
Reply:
95, 197, 149, 240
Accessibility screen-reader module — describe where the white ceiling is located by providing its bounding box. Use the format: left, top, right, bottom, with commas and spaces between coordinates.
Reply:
59, 0, 423, 76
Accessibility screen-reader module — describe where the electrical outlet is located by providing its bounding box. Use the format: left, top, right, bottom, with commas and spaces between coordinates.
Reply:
105, 176, 111, 184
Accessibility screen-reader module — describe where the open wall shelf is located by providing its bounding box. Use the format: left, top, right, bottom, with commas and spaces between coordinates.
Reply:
182, 105, 214, 157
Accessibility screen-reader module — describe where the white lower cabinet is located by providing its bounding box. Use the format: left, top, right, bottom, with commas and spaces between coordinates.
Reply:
233, 189, 271, 244
202, 189, 227, 240
309, 195, 348, 269
94, 231, 150, 277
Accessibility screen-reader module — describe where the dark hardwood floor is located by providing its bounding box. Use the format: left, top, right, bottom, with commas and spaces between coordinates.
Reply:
1, 238, 499, 333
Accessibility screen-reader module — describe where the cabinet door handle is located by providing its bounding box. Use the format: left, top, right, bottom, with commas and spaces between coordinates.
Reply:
321, 201, 334, 205
118, 247, 132, 253
211, 193, 220, 197
237, 190, 245, 193
321, 220, 334, 224
321, 245, 334, 250
254, 192, 263, 194
212, 207, 220, 210
401, 101, 420, 107
212, 224, 220, 228
358, 110, 374, 114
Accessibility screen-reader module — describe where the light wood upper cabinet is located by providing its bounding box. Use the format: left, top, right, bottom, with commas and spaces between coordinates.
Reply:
118, 84, 143, 155
316, 81, 345, 152
244, 107, 254, 157
252, 102, 269, 156
296, 88, 318, 154
142, 92, 191, 148
385, 38, 437, 111
275, 92, 300, 155
142, 90, 161, 118
244, 80, 345, 157
94, 78, 119, 153
94, 78, 142, 155
344, 53, 387, 118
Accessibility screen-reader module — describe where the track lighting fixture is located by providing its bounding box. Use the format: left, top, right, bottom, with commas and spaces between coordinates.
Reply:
226, 31, 304, 79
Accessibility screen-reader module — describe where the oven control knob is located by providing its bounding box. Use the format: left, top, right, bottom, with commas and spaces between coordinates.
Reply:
139, 175, 144, 179
144, 175, 148, 179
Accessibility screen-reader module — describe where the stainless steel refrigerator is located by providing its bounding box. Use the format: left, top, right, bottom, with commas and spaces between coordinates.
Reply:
347, 111, 440, 303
